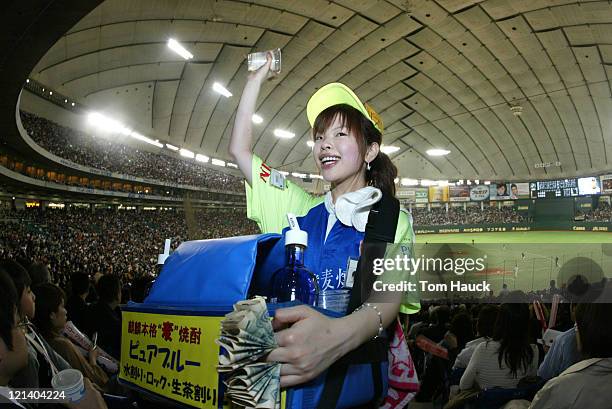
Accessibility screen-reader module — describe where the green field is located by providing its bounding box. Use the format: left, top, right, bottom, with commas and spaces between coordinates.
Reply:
410, 231, 612, 295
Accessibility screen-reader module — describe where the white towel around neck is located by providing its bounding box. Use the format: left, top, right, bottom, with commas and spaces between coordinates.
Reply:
324, 186, 383, 233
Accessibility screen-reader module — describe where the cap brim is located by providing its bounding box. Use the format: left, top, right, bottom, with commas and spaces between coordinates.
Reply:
306, 82, 370, 128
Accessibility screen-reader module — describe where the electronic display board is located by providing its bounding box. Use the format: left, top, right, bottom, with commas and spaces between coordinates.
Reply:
530, 179, 578, 198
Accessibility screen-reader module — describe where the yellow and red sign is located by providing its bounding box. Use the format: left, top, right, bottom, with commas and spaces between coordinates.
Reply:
120, 310, 223, 408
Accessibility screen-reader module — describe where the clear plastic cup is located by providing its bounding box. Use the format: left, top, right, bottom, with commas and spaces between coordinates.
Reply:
51, 368, 85, 402
248, 48, 281, 73
318, 289, 351, 314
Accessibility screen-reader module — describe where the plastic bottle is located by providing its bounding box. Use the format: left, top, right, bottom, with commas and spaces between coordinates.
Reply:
270, 214, 319, 305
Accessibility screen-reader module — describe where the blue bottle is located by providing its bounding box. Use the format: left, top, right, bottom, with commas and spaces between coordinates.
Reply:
271, 214, 319, 306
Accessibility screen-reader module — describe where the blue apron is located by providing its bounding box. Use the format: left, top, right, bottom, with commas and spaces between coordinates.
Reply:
275, 202, 365, 291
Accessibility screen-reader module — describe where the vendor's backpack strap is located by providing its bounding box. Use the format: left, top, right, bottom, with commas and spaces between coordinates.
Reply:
317, 192, 400, 409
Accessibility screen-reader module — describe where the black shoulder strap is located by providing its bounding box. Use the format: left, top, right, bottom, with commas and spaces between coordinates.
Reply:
317, 192, 400, 409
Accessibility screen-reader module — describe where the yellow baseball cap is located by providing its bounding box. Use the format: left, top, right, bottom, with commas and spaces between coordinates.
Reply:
306, 82, 384, 133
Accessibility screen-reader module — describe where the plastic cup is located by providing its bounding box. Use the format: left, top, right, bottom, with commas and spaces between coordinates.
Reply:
248, 48, 281, 73
318, 289, 351, 314
51, 368, 85, 402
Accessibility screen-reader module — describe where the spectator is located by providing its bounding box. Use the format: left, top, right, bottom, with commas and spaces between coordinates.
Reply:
454, 305, 499, 370
529, 303, 612, 409
27, 262, 50, 287
459, 301, 539, 390
66, 273, 91, 331
87, 275, 122, 359
537, 303, 581, 381
20, 111, 245, 192
1, 259, 71, 389
32, 283, 109, 390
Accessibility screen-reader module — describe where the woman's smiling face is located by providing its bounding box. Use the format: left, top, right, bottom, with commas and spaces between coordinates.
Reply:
313, 115, 364, 185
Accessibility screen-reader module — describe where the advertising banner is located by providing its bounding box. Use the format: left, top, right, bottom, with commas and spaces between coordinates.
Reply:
449, 186, 470, 202
120, 310, 222, 408
415, 188, 429, 203
578, 177, 601, 195
469, 185, 490, 201
601, 175, 612, 194
428, 186, 449, 202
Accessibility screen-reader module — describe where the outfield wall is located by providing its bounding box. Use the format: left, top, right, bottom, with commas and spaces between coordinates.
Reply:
414, 221, 612, 234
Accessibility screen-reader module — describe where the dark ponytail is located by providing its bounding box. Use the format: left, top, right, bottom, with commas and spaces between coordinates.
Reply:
313, 104, 398, 196
367, 151, 397, 196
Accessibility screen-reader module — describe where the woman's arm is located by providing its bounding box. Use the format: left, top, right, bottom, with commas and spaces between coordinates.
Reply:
459, 342, 481, 390
228, 53, 273, 187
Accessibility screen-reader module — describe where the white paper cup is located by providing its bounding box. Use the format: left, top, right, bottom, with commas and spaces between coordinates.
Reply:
52, 368, 85, 402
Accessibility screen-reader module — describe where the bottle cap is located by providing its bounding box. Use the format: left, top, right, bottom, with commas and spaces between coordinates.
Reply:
285, 213, 308, 247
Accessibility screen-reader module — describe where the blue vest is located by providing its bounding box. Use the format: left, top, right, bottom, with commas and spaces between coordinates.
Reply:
274, 202, 365, 291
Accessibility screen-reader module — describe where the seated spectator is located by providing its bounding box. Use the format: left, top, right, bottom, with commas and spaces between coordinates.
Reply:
87, 275, 122, 359
537, 303, 580, 380
27, 262, 51, 288
454, 305, 499, 370
460, 302, 539, 390
529, 303, 612, 409
33, 284, 109, 390
1, 259, 71, 389
0, 269, 107, 409
66, 273, 90, 331
421, 305, 451, 343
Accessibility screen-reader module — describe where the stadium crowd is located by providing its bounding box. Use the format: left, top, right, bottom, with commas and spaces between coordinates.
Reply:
0, 207, 258, 287
412, 205, 525, 225
584, 202, 612, 221
20, 111, 245, 192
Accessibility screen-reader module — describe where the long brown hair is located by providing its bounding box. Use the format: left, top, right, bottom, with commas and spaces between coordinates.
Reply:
312, 104, 397, 196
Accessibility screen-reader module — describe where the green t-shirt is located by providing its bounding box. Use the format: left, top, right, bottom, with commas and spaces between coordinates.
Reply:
246, 154, 419, 314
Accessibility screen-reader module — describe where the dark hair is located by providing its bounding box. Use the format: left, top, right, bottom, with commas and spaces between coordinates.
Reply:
70, 273, 90, 297
450, 312, 473, 349
477, 305, 499, 338
0, 268, 18, 350
432, 305, 450, 325
575, 303, 612, 359
28, 263, 51, 288
493, 303, 534, 377
313, 104, 397, 195
97, 274, 121, 304
32, 284, 65, 337
0, 259, 31, 298
511, 184, 517, 189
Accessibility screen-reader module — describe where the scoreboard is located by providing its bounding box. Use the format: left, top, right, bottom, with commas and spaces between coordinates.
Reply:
530, 179, 578, 198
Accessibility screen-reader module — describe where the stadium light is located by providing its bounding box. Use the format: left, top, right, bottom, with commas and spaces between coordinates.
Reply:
167, 39, 193, 60
71, 102, 75, 106
309, 174, 323, 179
475, 179, 480, 184
87, 112, 131, 135
306, 140, 315, 148
165, 143, 179, 151
380, 145, 400, 154
292, 172, 307, 178
49, 91, 53, 95
401, 178, 419, 186
420, 179, 436, 186
484, 181, 491, 185
180, 148, 195, 159
274, 129, 295, 139
227, 162, 238, 168
131, 132, 163, 148
212, 82, 232, 98
195, 154, 209, 163
426, 148, 450, 156
466, 180, 472, 185
211, 158, 225, 166
252, 114, 263, 124
26, 79, 30, 83
279, 171, 289, 176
